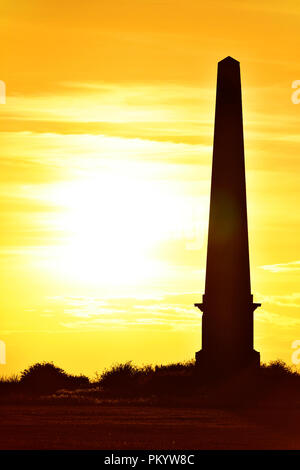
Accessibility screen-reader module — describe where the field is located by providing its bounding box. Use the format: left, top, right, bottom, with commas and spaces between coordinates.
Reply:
1, 361, 300, 449
0, 404, 299, 450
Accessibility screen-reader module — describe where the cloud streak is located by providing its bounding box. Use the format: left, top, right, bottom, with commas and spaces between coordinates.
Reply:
260, 261, 300, 273
46, 294, 202, 331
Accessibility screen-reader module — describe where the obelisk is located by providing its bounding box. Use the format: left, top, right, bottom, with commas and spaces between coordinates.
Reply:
195, 57, 260, 374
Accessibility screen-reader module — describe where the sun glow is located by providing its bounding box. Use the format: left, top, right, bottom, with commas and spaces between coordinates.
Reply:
38, 171, 203, 286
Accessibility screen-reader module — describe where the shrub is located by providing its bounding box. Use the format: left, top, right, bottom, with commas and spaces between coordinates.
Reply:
19, 362, 89, 394
99, 362, 143, 395
0, 375, 19, 396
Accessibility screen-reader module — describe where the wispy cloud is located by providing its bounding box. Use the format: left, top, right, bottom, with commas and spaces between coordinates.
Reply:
47, 294, 202, 331
260, 260, 300, 273
258, 292, 300, 308
257, 310, 300, 328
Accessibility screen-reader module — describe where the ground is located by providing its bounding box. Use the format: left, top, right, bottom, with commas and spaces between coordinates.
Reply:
0, 405, 299, 450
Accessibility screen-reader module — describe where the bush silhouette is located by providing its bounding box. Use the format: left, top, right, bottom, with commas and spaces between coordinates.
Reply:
98, 361, 196, 397
2, 359, 300, 406
262, 360, 295, 377
99, 362, 142, 395
20, 362, 89, 394
0, 375, 19, 397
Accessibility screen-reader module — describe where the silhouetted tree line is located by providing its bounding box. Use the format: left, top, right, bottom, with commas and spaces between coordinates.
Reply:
1, 360, 300, 407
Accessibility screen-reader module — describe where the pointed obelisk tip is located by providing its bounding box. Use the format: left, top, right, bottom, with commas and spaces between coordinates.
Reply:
219, 56, 239, 63
218, 56, 240, 66
218, 56, 240, 74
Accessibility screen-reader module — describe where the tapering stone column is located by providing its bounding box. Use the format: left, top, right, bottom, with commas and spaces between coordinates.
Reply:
195, 57, 260, 374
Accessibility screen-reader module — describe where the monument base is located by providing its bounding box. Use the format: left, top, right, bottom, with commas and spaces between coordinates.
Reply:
195, 348, 260, 378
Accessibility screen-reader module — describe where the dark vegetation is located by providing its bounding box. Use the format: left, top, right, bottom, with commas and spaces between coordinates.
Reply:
1, 360, 300, 408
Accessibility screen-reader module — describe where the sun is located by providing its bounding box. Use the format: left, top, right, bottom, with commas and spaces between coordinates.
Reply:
42, 172, 178, 286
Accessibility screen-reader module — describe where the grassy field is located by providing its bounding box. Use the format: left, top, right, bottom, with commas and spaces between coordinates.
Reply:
0, 404, 299, 450
1, 361, 300, 449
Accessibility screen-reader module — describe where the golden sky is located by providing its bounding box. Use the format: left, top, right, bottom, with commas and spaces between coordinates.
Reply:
0, 0, 300, 376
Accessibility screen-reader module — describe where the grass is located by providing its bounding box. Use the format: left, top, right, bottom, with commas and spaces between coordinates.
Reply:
1, 359, 300, 408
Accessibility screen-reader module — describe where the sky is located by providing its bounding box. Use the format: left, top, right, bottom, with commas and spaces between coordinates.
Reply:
0, 0, 300, 377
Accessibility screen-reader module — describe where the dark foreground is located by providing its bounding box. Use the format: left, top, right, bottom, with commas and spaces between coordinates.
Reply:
0, 405, 300, 450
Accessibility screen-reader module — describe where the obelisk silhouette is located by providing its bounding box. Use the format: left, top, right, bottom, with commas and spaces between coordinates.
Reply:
195, 57, 260, 374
